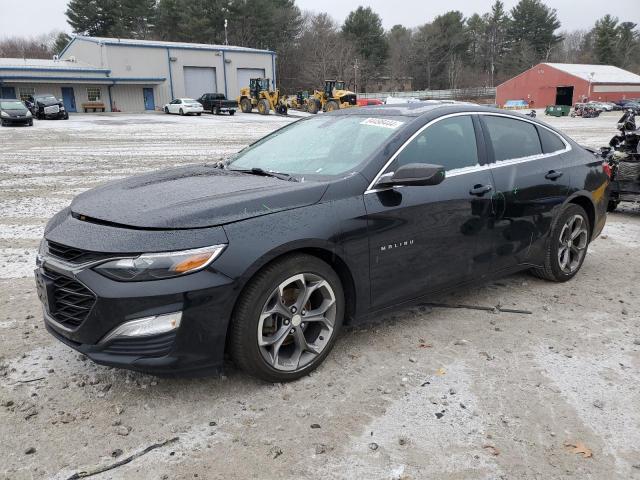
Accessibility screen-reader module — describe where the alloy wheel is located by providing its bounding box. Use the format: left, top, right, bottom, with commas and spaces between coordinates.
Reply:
557, 214, 588, 274
257, 273, 336, 372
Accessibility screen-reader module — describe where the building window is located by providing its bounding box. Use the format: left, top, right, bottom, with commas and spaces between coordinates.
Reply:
87, 87, 102, 102
19, 87, 35, 102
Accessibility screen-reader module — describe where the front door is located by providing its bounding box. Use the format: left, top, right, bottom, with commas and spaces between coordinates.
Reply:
1, 87, 16, 99
479, 114, 571, 272
365, 114, 496, 309
143, 88, 155, 110
61, 87, 76, 112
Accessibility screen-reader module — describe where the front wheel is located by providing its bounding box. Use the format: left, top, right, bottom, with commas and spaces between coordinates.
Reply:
179, 108, 184, 116
257, 99, 270, 115
164, 107, 169, 114
229, 254, 344, 382
607, 200, 619, 212
28, 120, 33, 126
531, 204, 590, 282
229, 110, 236, 116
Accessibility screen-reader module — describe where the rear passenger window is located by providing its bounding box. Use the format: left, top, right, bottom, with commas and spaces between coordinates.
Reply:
483, 116, 542, 161
538, 127, 566, 154
394, 115, 478, 172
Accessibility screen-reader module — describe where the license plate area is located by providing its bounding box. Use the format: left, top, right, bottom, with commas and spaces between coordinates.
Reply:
35, 270, 56, 314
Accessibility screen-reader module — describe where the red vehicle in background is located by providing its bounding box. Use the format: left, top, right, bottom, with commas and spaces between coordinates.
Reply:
357, 98, 383, 107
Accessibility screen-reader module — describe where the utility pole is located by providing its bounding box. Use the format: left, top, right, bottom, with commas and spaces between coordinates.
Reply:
224, 19, 229, 46
354, 58, 359, 95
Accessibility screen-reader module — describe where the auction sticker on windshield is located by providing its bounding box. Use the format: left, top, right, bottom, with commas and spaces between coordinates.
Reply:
360, 118, 405, 129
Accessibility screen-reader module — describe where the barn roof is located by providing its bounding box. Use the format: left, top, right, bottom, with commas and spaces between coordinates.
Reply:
544, 63, 640, 84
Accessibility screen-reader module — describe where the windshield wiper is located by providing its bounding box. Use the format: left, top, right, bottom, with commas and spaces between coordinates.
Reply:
231, 167, 299, 182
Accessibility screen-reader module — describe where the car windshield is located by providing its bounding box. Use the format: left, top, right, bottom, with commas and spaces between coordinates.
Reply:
229, 115, 409, 177
183, 99, 197, 103
36, 95, 57, 102
0, 101, 25, 110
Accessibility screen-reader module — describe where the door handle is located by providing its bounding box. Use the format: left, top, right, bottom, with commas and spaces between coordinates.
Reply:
469, 184, 493, 196
545, 170, 563, 180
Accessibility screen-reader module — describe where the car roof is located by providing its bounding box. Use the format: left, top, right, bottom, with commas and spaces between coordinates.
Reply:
0, 98, 24, 101
332, 101, 509, 118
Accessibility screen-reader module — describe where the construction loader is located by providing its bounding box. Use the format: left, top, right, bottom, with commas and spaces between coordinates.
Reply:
306, 80, 357, 114
237, 78, 288, 115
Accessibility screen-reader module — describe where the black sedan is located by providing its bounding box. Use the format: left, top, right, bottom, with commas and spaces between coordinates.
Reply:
0, 99, 33, 126
26, 94, 69, 120
35, 104, 610, 382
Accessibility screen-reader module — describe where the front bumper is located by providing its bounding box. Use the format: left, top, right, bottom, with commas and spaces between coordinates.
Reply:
2, 116, 31, 125
36, 257, 238, 375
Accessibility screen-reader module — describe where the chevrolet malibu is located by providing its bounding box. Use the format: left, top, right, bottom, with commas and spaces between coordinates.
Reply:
35, 104, 609, 382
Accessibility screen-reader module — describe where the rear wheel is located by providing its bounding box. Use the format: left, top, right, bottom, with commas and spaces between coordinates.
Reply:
229, 254, 344, 382
257, 99, 270, 115
531, 204, 590, 282
240, 98, 252, 113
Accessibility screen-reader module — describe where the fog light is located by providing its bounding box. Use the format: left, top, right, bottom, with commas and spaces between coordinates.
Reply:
99, 312, 182, 344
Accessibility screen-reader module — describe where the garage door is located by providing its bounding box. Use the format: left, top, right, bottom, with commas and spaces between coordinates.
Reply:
183, 66, 217, 99
237, 68, 266, 94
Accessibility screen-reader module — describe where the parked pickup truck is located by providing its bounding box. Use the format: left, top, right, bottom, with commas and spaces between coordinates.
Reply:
197, 93, 237, 115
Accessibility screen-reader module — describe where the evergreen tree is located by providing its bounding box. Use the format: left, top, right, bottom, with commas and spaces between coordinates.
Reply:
53, 32, 72, 55
342, 6, 388, 90
593, 15, 619, 65
508, 0, 562, 63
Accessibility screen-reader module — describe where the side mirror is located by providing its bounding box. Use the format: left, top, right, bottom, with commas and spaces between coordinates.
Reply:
376, 163, 446, 188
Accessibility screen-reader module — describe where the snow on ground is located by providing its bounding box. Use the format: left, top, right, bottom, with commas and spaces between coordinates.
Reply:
0, 112, 294, 278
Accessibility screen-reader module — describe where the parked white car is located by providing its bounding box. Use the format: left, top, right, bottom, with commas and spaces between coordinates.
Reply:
164, 98, 204, 116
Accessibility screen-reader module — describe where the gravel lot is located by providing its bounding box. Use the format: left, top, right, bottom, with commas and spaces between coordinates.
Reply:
0, 110, 639, 480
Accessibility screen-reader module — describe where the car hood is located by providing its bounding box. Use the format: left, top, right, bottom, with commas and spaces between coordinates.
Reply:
3, 108, 28, 116
36, 98, 60, 106
70, 165, 329, 229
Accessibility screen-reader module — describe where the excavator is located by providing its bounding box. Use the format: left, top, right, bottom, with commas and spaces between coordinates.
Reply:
237, 78, 288, 115
306, 80, 357, 114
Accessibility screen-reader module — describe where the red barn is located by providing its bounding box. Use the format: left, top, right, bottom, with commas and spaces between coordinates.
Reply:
496, 63, 640, 108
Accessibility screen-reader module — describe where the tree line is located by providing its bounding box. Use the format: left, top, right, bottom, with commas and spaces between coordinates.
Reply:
1, 0, 638, 94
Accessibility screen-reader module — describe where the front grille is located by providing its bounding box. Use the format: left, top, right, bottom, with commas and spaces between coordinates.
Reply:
101, 331, 176, 357
47, 241, 113, 265
45, 268, 96, 328
615, 160, 640, 182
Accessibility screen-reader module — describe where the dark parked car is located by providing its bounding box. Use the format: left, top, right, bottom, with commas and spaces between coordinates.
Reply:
0, 99, 33, 126
197, 93, 237, 115
35, 104, 609, 382
26, 94, 69, 120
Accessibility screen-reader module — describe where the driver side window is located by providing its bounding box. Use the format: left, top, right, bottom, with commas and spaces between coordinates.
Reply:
392, 115, 479, 172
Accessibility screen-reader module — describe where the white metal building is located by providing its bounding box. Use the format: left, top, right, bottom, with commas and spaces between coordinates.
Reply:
0, 36, 276, 113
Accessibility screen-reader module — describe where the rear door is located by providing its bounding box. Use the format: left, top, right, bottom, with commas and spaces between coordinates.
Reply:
365, 114, 496, 308
480, 114, 571, 271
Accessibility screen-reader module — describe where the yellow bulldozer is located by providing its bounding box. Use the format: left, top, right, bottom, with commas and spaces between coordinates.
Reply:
306, 80, 357, 114
237, 78, 288, 115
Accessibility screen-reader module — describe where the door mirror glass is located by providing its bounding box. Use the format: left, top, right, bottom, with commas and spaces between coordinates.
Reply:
376, 163, 445, 188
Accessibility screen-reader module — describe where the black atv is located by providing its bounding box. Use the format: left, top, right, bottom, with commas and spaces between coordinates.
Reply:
598, 109, 640, 211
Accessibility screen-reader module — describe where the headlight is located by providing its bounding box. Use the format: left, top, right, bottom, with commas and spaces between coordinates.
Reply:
94, 244, 226, 281
60, 106, 65, 110
0, 111, 8, 117
26, 110, 32, 117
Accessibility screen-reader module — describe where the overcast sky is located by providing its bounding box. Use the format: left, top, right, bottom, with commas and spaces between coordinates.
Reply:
1, 0, 638, 37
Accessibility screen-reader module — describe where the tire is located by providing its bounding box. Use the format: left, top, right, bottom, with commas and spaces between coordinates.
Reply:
326, 100, 339, 112
531, 204, 590, 282
28, 120, 33, 127
257, 99, 270, 115
229, 254, 345, 382
307, 99, 319, 114
240, 98, 252, 113
229, 110, 235, 116
0, 120, 5, 127
179, 108, 184, 116
607, 200, 619, 212
164, 107, 169, 114
213, 107, 220, 115
197, 112, 201, 116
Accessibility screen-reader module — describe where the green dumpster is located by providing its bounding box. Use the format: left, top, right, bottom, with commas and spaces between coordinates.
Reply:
545, 105, 570, 117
